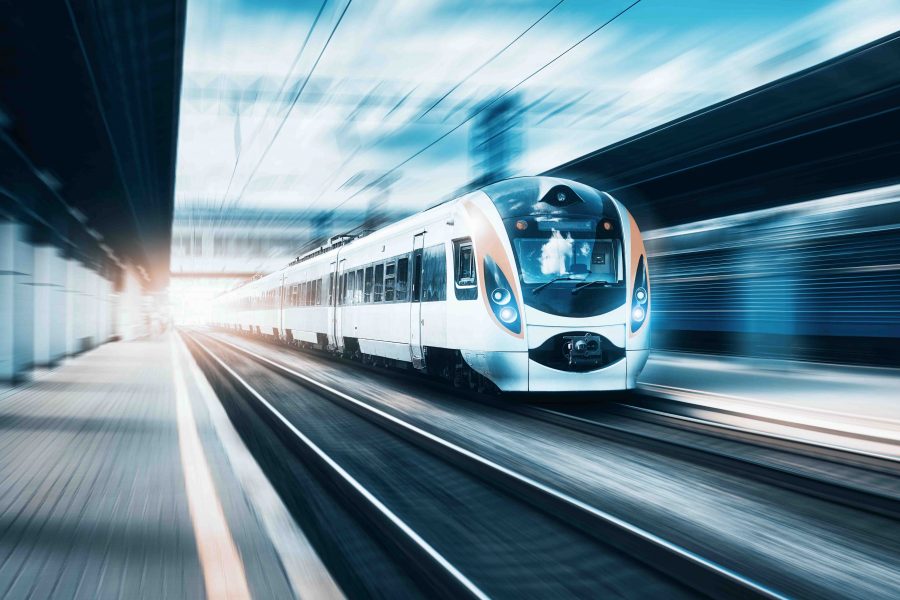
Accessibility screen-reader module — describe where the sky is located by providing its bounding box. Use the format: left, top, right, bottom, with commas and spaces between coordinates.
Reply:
173, 0, 900, 223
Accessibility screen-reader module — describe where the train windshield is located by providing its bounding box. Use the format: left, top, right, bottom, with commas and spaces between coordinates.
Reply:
512, 219, 623, 285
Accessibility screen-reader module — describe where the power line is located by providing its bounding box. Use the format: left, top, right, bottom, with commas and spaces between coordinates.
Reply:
307, 0, 568, 208
329, 0, 643, 214
227, 0, 353, 210
417, 0, 568, 121
218, 0, 330, 214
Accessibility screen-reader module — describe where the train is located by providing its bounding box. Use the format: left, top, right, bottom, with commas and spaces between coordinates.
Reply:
211, 176, 650, 392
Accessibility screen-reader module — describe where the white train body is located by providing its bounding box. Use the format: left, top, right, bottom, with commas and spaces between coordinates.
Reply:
212, 177, 651, 392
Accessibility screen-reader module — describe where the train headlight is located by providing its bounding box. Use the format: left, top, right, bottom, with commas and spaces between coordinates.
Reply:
498, 306, 518, 324
491, 288, 511, 305
631, 256, 649, 333
484, 254, 521, 334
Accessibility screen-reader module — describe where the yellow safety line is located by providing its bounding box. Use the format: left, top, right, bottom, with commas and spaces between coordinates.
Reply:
172, 336, 252, 600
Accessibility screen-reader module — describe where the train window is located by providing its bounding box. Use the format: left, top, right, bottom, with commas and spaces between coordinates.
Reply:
454, 239, 477, 300
384, 261, 396, 302
311, 279, 318, 306
396, 257, 409, 301
364, 266, 374, 303
374, 263, 384, 302
325, 274, 333, 306
355, 270, 363, 304
302, 282, 309, 306
347, 271, 356, 305
422, 244, 447, 302
345, 272, 352, 305
412, 251, 422, 302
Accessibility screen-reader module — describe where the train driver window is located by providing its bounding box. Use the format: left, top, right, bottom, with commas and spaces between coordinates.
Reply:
454, 239, 477, 300
364, 266, 374, 303
396, 257, 409, 301
374, 263, 384, 302
384, 261, 396, 302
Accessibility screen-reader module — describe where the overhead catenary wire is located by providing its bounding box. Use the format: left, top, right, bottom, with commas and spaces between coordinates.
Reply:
305, 0, 567, 204
218, 0, 331, 220
226, 0, 353, 211
327, 0, 643, 215
416, 0, 568, 121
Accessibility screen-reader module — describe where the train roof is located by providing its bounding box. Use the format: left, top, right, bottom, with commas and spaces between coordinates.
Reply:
217, 175, 610, 298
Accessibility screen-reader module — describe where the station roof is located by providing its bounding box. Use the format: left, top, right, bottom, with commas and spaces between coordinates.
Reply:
544, 31, 900, 230
0, 1, 186, 290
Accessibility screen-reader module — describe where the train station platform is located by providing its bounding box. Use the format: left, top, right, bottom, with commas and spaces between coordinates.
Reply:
0, 334, 340, 599
639, 351, 900, 456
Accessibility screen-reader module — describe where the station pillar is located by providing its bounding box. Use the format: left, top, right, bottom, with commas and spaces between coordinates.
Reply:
64, 259, 82, 356
0, 221, 35, 381
32, 245, 68, 367
48, 249, 68, 363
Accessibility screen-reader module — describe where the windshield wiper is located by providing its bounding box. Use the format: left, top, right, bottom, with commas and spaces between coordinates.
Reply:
571, 280, 612, 294
532, 275, 580, 294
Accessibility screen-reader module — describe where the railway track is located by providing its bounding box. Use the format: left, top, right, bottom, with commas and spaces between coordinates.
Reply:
218, 328, 900, 522
282, 332, 900, 520
527, 400, 900, 521
183, 329, 788, 599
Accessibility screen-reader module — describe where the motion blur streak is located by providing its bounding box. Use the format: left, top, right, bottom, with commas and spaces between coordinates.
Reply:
645, 185, 900, 364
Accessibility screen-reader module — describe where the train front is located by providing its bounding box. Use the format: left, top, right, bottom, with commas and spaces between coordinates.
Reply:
474, 177, 650, 392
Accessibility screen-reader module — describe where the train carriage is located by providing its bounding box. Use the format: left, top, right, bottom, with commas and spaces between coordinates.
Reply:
212, 176, 650, 392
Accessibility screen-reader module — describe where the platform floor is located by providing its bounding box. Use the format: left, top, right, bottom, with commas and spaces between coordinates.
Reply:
0, 334, 337, 600
640, 351, 900, 453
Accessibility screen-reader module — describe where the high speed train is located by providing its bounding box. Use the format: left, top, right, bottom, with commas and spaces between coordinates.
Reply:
211, 176, 650, 392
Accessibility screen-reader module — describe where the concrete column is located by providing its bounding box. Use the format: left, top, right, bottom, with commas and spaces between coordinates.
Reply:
96, 275, 108, 346
49, 250, 67, 363
75, 263, 92, 352
82, 267, 97, 351
32, 245, 67, 367
0, 222, 35, 381
64, 258, 81, 356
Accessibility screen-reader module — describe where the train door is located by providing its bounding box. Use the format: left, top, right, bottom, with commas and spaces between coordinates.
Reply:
327, 259, 337, 349
334, 258, 346, 351
410, 233, 425, 368
279, 273, 285, 337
